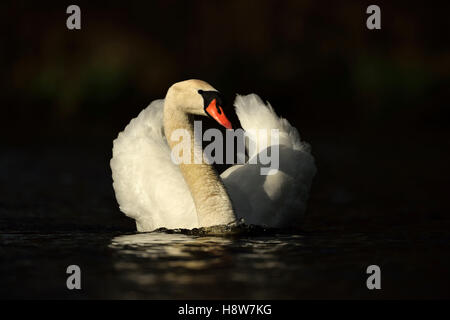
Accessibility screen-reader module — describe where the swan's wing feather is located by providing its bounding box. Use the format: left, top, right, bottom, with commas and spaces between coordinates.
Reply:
222, 94, 317, 227
234, 94, 311, 157
111, 99, 197, 231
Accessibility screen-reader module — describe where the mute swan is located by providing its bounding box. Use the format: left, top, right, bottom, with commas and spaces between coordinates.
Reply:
111, 80, 316, 232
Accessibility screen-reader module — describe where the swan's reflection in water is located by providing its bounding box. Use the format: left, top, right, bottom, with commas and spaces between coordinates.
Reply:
111, 233, 232, 270
109, 232, 307, 298
110, 233, 235, 291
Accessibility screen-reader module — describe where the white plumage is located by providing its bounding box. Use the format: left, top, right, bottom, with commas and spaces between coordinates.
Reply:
111, 93, 316, 231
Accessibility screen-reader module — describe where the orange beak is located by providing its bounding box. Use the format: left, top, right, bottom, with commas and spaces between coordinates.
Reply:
205, 99, 233, 129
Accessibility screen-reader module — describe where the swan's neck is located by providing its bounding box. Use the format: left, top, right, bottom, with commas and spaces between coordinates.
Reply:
163, 99, 236, 227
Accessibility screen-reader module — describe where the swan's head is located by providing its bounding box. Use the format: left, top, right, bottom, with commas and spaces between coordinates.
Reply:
166, 79, 233, 129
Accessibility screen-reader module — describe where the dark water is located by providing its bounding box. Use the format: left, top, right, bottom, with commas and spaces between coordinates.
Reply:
1, 140, 450, 299
1, 228, 450, 299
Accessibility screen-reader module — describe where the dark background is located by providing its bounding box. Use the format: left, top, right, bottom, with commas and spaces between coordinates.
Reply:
0, 0, 449, 299
2, 1, 449, 143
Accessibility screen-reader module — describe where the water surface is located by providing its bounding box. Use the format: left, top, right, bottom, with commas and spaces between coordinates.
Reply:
1, 228, 449, 299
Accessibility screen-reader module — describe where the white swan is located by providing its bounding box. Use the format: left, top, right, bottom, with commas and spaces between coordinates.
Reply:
111, 80, 316, 232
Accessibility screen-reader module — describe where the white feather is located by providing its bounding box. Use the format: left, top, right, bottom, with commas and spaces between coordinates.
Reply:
111, 94, 316, 230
